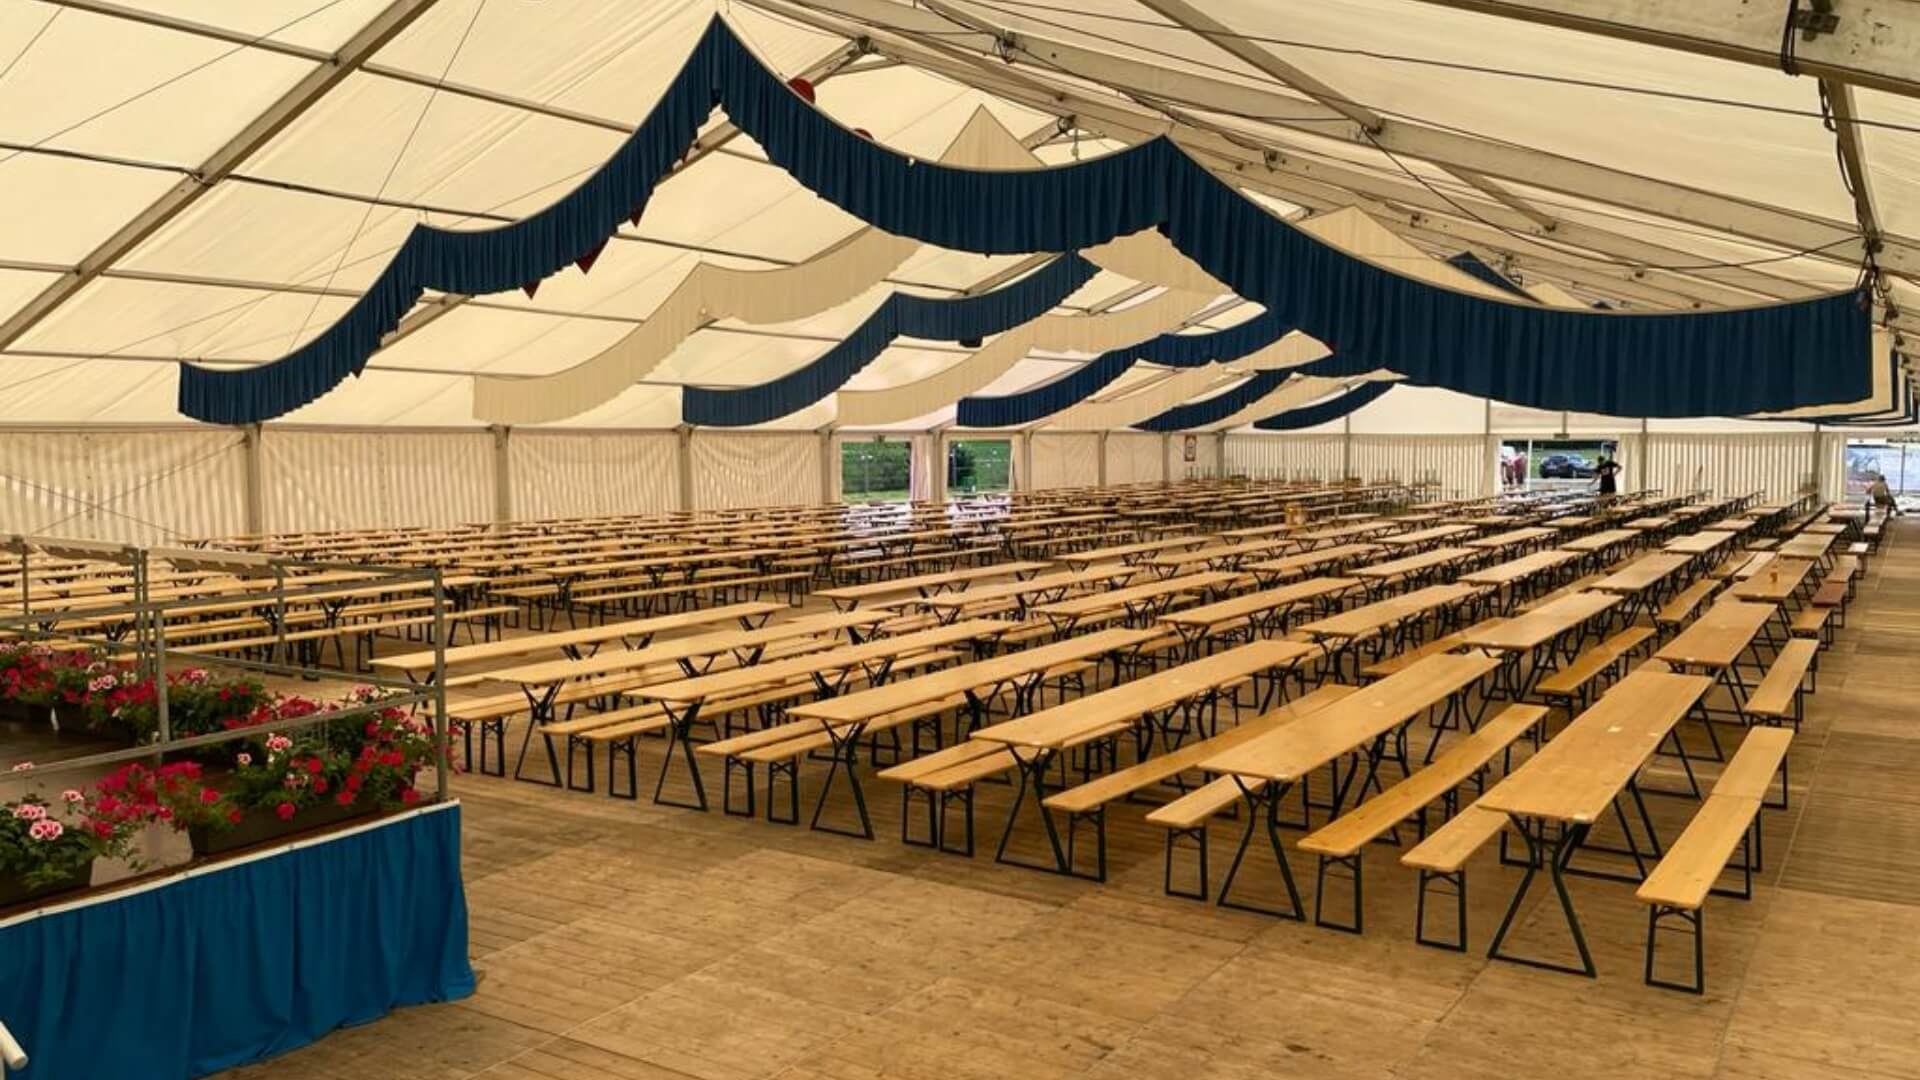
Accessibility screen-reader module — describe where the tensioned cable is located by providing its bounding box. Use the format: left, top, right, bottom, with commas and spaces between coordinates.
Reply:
0, 8, 59, 86
0, 0, 354, 170
281, 0, 490, 354
896, 0, 1882, 276
944, 0, 1920, 136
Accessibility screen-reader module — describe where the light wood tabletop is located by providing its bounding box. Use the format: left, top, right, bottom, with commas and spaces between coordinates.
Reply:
1201, 652, 1500, 782
1777, 533, 1835, 560
814, 562, 1052, 606
634, 618, 1010, 705
371, 600, 786, 674
1730, 558, 1813, 604
482, 610, 888, 686
969, 640, 1314, 751
1297, 583, 1482, 640
1664, 529, 1736, 555
1158, 576, 1360, 629
1031, 571, 1240, 621
1655, 600, 1776, 668
1246, 543, 1383, 581
1461, 590, 1621, 652
785, 626, 1159, 726
1560, 528, 1639, 552
1351, 546, 1476, 581
1460, 548, 1580, 587
1588, 553, 1692, 594
1478, 669, 1712, 823
1468, 526, 1558, 551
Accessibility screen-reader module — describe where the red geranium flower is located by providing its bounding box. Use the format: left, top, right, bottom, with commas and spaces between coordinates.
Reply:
199, 788, 220, 804
400, 787, 421, 806
335, 791, 355, 806
313, 778, 328, 794
274, 802, 295, 821
226, 809, 243, 825
304, 757, 323, 775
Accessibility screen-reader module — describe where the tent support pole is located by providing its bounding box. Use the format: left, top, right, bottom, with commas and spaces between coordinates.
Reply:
241, 423, 264, 537
676, 427, 695, 511
1097, 431, 1109, 488
491, 425, 512, 525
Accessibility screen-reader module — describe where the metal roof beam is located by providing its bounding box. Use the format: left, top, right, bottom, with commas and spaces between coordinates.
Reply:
755, 3, 1920, 340
1393, 0, 1920, 99
765, 0, 1917, 279
0, 0, 443, 350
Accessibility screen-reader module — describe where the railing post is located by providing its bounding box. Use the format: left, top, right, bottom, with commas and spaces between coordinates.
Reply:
0, 1016, 28, 1075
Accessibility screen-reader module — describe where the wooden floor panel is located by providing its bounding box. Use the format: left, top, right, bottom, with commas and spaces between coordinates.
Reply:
213, 520, 1920, 1079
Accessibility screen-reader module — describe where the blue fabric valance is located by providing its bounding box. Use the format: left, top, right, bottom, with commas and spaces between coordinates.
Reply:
682, 254, 1097, 426
1252, 380, 1396, 430
179, 17, 1875, 423
1134, 370, 1293, 431
956, 312, 1294, 428
0, 805, 473, 1079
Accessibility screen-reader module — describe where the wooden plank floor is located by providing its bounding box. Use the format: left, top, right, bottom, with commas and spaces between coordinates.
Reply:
222, 524, 1920, 1080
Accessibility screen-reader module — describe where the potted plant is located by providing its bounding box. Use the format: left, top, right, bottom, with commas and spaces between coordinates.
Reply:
137, 690, 440, 857
0, 773, 145, 908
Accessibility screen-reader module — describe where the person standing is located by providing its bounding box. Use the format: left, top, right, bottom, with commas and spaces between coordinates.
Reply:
1594, 455, 1622, 496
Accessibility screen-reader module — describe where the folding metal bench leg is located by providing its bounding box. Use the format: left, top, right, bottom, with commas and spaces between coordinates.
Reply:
1414, 869, 1468, 951
765, 758, 801, 826
1063, 808, 1109, 882
1644, 905, 1705, 994
1312, 853, 1364, 933
722, 758, 757, 818
1163, 825, 1210, 901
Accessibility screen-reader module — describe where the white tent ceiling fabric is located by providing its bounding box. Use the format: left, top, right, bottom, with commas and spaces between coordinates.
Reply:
0, 0, 1910, 435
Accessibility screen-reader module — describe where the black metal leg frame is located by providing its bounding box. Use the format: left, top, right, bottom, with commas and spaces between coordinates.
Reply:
1487, 814, 1598, 977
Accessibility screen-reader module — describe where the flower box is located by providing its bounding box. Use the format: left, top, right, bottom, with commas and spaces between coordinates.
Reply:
0, 855, 93, 909
187, 798, 378, 857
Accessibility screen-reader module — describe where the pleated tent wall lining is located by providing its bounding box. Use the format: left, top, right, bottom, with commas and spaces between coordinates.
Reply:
692, 432, 822, 509
178, 18, 1874, 425
1224, 434, 1346, 480
1030, 433, 1101, 490
507, 432, 678, 519
0, 431, 247, 544
1105, 432, 1166, 484
260, 432, 494, 532
1641, 432, 1823, 502
1347, 435, 1489, 497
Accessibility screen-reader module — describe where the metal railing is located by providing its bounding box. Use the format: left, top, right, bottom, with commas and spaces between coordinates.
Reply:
0, 1017, 26, 1074
0, 538, 451, 801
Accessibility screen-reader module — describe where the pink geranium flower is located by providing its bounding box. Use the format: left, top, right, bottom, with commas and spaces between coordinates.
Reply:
28, 819, 63, 841
11, 803, 46, 821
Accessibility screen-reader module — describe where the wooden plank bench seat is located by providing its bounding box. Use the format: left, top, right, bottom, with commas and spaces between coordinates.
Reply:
1400, 803, 1510, 950
173, 604, 513, 665
1713, 726, 1793, 809
877, 739, 1022, 855
1515, 574, 1605, 614
730, 693, 971, 824
1790, 604, 1833, 643
1296, 704, 1547, 932
1033, 687, 1358, 868
1636, 743, 1786, 995
1359, 617, 1507, 680
1742, 638, 1818, 729
1142, 685, 1361, 899
1655, 580, 1719, 635
1535, 626, 1655, 716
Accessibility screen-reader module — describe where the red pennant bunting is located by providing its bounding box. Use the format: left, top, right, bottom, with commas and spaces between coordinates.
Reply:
575, 241, 606, 275
629, 205, 643, 227
853, 127, 873, 140
521, 280, 539, 300
787, 76, 816, 104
